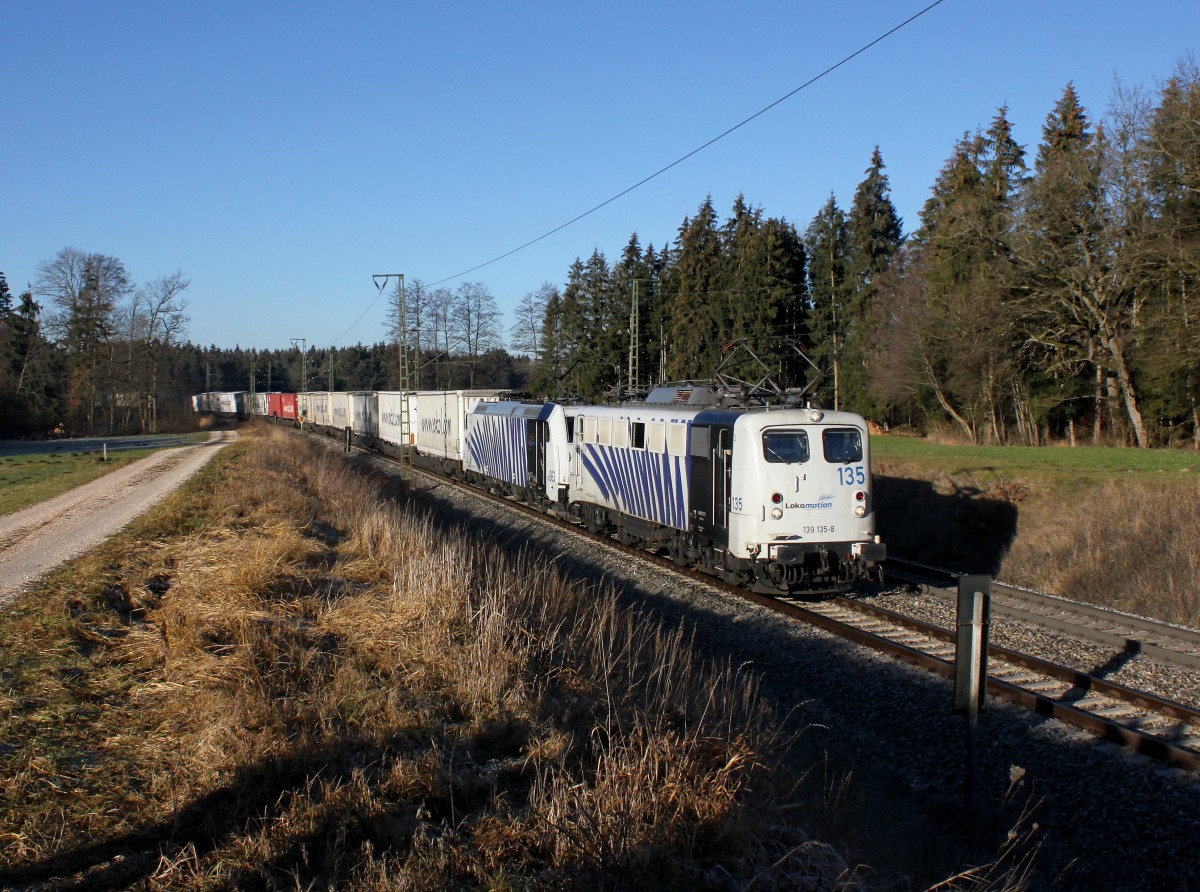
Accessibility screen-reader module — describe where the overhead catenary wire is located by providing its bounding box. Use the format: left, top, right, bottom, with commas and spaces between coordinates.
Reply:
426, 0, 949, 287
333, 0, 949, 346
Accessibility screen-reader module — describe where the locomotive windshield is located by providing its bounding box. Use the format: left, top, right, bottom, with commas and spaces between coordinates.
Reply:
762, 430, 810, 464
822, 428, 863, 463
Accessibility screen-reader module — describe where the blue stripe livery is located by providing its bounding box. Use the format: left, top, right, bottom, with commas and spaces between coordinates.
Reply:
581, 444, 688, 529
466, 415, 528, 485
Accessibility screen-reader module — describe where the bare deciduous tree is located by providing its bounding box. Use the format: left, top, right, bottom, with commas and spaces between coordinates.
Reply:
509, 282, 557, 360
36, 247, 130, 432
134, 271, 191, 430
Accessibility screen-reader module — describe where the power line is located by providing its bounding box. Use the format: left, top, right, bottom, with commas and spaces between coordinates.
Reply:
427, 0, 949, 287
335, 0, 948, 346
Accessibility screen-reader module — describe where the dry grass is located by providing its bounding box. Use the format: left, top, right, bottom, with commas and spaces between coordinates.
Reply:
876, 446, 1200, 628
1002, 480, 1200, 626
0, 428, 1032, 890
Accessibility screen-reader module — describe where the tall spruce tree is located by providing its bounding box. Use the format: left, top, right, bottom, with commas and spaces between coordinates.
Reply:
1018, 83, 1102, 442
1016, 84, 1151, 446
557, 254, 621, 399
613, 233, 656, 392
900, 113, 1026, 443
0, 273, 13, 319
844, 148, 902, 413
1140, 60, 1200, 444
663, 197, 722, 379
718, 195, 773, 380
805, 195, 851, 408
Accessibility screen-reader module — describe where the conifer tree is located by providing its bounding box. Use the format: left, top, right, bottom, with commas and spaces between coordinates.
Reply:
1015, 84, 1150, 446
530, 287, 566, 397
717, 195, 769, 380
0, 273, 13, 319
894, 114, 1026, 443
1140, 60, 1200, 444
613, 233, 657, 392
805, 195, 851, 408
844, 148, 902, 412
663, 197, 721, 379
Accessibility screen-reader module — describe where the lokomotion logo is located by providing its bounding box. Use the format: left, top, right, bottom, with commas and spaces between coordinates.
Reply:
789, 492, 835, 510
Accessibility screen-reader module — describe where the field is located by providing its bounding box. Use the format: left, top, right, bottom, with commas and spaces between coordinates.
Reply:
873, 436, 1200, 627
874, 436, 1200, 486
23, 426, 1188, 887
0, 449, 166, 517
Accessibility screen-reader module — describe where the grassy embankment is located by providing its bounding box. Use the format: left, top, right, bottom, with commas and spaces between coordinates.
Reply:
873, 436, 1200, 626
2, 427, 928, 890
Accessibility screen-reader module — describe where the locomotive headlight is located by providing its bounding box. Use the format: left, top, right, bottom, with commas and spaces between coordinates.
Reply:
854, 505, 867, 517
746, 542, 761, 556
771, 507, 783, 520
808, 409, 823, 422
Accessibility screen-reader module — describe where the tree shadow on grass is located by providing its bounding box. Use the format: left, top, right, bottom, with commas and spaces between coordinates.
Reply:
873, 474, 1019, 575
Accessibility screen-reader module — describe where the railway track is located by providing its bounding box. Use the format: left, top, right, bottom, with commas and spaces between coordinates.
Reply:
811, 595, 1200, 773
320, 428, 1200, 775
883, 556, 1200, 672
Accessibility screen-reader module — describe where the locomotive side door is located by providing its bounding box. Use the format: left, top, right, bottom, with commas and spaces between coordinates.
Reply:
688, 422, 732, 546
527, 419, 548, 491
713, 427, 732, 528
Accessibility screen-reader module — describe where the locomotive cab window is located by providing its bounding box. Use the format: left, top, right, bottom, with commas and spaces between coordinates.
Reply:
822, 428, 863, 463
762, 430, 810, 464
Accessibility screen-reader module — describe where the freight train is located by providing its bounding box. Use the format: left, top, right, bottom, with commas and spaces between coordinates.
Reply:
192, 387, 885, 595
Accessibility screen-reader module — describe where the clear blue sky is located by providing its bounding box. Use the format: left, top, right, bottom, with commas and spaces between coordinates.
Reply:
3, 1, 1197, 351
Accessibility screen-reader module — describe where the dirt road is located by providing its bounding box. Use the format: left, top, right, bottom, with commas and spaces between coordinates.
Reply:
0, 431, 236, 606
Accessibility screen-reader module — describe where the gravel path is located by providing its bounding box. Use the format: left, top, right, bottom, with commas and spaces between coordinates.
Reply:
343, 446, 1200, 892
0, 432, 235, 606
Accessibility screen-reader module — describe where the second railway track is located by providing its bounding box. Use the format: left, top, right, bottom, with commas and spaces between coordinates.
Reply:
883, 556, 1200, 671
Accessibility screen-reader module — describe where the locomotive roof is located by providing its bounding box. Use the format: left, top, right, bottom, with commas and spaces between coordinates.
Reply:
471, 400, 558, 421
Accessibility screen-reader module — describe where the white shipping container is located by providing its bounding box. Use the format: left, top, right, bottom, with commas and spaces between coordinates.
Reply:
413, 390, 506, 461
350, 392, 378, 437
330, 392, 350, 429
376, 391, 413, 448
375, 390, 505, 460
309, 392, 332, 427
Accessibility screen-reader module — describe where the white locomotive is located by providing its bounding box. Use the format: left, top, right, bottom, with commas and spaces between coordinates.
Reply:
460, 387, 884, 594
